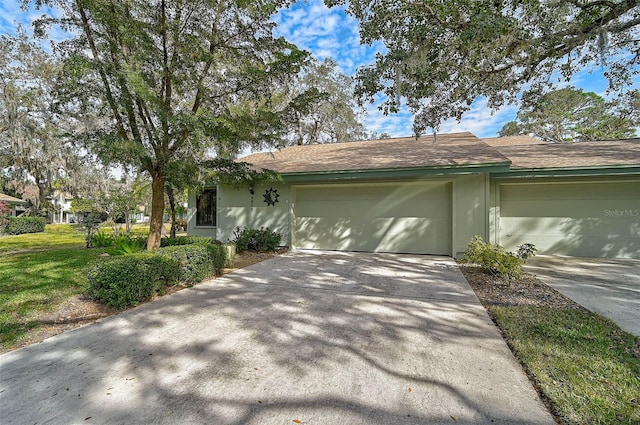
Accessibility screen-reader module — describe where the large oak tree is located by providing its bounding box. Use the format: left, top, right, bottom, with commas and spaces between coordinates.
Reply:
0, 30, 96, 213
499, 86, 637, 142
29, 0, 308, 249
328, 0, 640, 133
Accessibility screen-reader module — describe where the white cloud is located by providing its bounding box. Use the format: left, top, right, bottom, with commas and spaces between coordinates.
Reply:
436, 99, 519, 137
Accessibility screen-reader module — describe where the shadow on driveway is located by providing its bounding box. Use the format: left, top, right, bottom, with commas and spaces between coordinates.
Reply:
0, 251, 554, 424
525, 255, 640, 337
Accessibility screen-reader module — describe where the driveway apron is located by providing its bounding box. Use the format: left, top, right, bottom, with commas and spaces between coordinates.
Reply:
0, 251, 554, 424
525, 255, 640, 337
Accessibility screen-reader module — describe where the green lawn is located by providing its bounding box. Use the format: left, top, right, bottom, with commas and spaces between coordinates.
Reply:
0, 224, 84, 253
0, 246, 110, 349
0, 223, 154, 350
490, 306, 640, 425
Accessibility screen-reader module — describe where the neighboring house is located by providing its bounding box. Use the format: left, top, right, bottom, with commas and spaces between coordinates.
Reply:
0, 193, 27, 216
187, 133, 640, 259
48, 192, 77, 224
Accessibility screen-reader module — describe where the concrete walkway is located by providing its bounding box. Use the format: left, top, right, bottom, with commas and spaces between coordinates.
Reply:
525, 255, 640, 337
1, 251, 554, 424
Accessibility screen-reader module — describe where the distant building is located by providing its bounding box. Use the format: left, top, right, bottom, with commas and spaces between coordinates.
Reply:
0, 193, 27, 217
48, 192, 78, 224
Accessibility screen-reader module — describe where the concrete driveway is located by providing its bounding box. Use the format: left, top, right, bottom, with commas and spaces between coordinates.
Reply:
525, 256, 640, 337
1, 251, 554, 424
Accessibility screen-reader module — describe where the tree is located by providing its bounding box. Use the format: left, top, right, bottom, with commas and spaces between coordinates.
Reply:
0, 31, 75, 213
30, 0, 309, 249
329, 0, 640, 134
282, 58, 370, 145
499, 87, 637, 142
105, 172, 149, 234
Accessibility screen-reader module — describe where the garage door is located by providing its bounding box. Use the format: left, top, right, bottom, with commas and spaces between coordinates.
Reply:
294, 182, 452, 254
499, 180, 640, 258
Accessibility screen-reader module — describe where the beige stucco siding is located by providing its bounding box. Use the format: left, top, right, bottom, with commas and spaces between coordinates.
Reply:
495, 179, 640, 258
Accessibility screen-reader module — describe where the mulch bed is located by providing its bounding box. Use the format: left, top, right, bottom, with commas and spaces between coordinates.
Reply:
458, 264, 584, 310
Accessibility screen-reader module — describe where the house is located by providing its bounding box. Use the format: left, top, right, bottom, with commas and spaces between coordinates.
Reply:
187, 133, 640, 259
48, 192, 78, 224
0, 193, 27, 217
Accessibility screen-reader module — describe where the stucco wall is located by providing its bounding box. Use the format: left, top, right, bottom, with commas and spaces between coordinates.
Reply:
452, 174, 489, 257
188, 183, 291, 244
217, 183, 291, 245
189, 175, 489, 255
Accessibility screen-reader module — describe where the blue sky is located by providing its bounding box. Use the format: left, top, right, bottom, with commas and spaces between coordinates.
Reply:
2, 0, 637, 138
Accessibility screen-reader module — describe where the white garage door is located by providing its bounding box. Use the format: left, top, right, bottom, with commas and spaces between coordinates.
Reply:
499, 180, 640, 258
294, 182, 452, 254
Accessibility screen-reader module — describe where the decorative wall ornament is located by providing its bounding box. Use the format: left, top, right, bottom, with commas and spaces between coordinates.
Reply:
263, 188, 279, 206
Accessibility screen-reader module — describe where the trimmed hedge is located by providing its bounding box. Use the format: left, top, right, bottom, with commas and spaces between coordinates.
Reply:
157, 244, 225, 284
86, 254, 180, 308
4, 217, 46, 235
86, 242, 227, 308
160, 236, 213, 247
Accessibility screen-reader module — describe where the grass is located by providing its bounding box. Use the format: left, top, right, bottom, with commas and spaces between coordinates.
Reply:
0, 246, 109, 349
0, 223, 154, 350
490, 306, 640, 425
0, 224, 84, 254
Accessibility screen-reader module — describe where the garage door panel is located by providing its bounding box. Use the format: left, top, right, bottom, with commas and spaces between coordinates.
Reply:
499, 181, 640, 258
500, 183, 635, 201
295, 183, 452, 255
501, 199, 640, 218
501, 217, 634, 239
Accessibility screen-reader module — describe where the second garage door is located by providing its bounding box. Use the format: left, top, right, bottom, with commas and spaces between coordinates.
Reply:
293, 182, 452, 254
499, 180, 640, 258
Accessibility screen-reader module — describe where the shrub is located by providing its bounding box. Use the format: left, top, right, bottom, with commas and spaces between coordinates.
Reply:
91, 231, 114, 248
157, 243, 226, 284
109, 235, 147, 255
231, 226, 281, 252
86, 254, 180, 308
77, 212, 104, 248
460, 236, 534, 283
4, 217, 46, 235
516, 243, 537, 261
207, 243, 228, 274
160, 236, 213, 247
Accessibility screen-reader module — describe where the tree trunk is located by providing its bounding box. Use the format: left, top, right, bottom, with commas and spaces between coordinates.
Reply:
147, 170, 166, 250
125, 200, 132, 234
167, 184, 177, 239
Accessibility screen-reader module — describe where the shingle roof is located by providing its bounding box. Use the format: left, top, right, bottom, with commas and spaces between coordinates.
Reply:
0, 193, 27, 204
240, 132, 511, 174
482, 136, 545, 146
239, 134, 640, 175
495, 139, 640, 169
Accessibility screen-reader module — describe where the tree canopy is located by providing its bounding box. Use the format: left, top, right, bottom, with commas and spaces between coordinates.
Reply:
499, 87, 638, 142
328, 0, 640, 134
0, 30, 100, 214
282, 58, 370, 145
28, 0, 309, 249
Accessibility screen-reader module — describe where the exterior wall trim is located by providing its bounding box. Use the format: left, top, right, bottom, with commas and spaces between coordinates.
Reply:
281, 163, 511, 183
491, 166, 640, 179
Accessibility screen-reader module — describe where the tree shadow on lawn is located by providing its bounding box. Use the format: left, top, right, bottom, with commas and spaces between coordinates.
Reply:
0, 248, 108, 348
0, 251, 550, 425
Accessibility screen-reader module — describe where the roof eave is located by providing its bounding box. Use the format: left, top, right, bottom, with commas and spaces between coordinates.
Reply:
491, 165, 640, 178
281, 162, 512, 183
